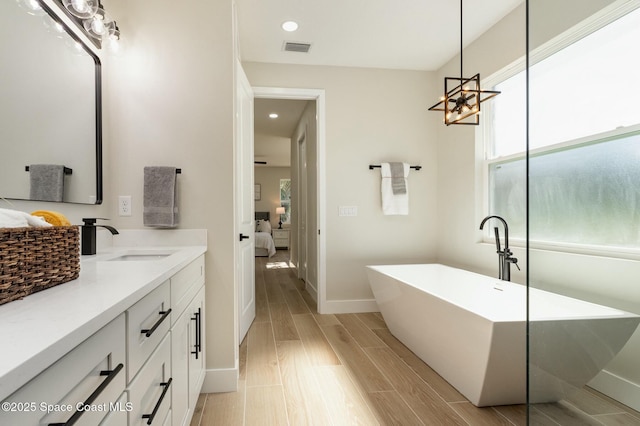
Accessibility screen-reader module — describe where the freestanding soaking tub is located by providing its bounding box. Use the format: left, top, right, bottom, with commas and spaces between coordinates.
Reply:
366, 264, 640, 407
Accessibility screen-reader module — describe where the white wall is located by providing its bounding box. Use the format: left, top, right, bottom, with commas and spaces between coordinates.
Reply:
244, 62, 440, 309
105, 0, 237, 388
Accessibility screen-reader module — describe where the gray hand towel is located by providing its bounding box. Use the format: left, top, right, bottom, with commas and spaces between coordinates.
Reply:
389, 162, 407, 195
29, 164, 64, 202
143, 166, 178, 228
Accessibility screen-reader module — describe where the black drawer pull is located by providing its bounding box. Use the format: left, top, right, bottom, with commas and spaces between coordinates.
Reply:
141, 309, 172, 338
191, 307, 202, 359
142, 377, 172, 425
48, 363, 123, 426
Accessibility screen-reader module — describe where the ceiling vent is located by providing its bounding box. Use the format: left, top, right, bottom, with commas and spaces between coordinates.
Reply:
283, 41, 312, 53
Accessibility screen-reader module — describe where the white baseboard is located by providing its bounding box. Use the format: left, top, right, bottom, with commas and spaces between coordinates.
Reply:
201, 367, 238, 393
323, 299, 379, 314
305, 280, 318, 302
588, 369, 640, 412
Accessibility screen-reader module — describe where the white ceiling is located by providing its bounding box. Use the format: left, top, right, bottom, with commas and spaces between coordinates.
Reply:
237, 0, 523, 71
241, 0, 524, 167
254, 99, 308, 168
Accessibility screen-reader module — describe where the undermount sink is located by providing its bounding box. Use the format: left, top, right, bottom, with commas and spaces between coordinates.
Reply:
106, 250, 177, 261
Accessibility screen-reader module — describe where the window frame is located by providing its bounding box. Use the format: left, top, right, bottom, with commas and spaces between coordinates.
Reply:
279, 178, 291, 225
478, 1, 640, 260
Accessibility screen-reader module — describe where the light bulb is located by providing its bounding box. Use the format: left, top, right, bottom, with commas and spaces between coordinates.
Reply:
63, 0, 97, 18
91, 17, 105, 35
71, 0, 87, 13
83, 11, 115, 39
282, 21, 299, 32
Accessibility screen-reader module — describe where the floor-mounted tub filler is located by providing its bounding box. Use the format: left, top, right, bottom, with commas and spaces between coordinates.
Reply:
366, 264, 640, 407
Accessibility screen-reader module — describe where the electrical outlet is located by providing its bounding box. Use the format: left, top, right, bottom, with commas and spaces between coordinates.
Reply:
119, 196, 132, 216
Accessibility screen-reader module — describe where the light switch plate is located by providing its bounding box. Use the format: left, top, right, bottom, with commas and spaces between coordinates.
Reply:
338, 206, 358, 217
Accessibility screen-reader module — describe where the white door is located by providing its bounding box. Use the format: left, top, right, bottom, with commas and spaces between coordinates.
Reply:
297, 133, 308, 281
236, 64, 255, 342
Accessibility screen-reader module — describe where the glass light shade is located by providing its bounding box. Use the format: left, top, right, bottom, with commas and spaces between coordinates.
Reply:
62, 0, 98, 19
83, 10, 115, 40
104, 26, 122, 54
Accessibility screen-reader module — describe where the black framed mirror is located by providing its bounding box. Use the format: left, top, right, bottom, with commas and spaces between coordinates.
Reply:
0, 0, 102, 204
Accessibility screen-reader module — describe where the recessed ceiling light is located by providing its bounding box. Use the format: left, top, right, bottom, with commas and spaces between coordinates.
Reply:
269, 113, 279, 119
281, 21, 299, 32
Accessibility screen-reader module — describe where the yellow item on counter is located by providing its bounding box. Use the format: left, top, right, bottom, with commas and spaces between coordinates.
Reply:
30, 210, 71, 226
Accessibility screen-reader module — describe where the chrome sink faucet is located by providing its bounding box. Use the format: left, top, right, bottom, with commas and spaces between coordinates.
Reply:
479, 215, 519, 281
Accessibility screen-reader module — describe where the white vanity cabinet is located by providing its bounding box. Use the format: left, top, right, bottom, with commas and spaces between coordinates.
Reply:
0, 246, 207, 426
0, 315, 126, 426
169, 255, 206, 426
127, 254, 206, 426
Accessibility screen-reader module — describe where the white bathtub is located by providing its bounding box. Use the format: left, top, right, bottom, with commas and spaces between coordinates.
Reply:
366, 264, 640, 407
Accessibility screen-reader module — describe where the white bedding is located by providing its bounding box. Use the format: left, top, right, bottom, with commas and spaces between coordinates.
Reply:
255, 232, 276, 257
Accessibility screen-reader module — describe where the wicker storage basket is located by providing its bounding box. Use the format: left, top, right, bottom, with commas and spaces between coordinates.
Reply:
0, 226, 80, 306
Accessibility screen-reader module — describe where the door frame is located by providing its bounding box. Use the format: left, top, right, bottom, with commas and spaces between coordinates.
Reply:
297, 130, 308, 284
252, 86, 327, 314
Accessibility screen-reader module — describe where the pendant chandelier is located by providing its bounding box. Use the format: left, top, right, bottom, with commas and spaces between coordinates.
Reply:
428, 0, 500, 125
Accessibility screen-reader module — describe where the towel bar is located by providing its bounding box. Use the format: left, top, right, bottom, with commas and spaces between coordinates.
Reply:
369, 164, 421, 171
25, 166, 73, 175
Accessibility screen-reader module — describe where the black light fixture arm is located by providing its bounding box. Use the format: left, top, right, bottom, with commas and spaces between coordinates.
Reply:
459, 0, 463, 79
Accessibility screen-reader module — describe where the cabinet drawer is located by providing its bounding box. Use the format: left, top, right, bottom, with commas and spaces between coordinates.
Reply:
99, 392, 129, 426
0, 315, 126, 426
129, 334, 172, 426
171, 255, 204, 323
127, 281, 171, 382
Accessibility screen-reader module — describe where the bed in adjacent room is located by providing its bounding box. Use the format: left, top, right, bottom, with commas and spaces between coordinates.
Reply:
255, 211, 276, 257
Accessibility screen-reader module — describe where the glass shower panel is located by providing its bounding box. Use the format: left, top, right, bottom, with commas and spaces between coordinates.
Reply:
528, 0, 640, 423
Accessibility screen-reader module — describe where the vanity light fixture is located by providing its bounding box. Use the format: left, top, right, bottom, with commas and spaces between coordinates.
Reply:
269, 113, 279, 119
428, 0, 500, 125
55, 0, 121, 49
82, 2, 115, 40
62, 0, 98, 19
282, 20, 299, 32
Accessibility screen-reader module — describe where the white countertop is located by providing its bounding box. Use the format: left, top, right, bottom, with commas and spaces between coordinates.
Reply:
0, 229, 207, 402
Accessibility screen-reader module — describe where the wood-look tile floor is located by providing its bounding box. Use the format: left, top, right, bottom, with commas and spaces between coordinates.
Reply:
191, 251, 640, 426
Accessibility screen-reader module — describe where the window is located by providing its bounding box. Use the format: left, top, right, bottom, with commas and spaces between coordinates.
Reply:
485, 6, 640, 251
279, 179, 291, 224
